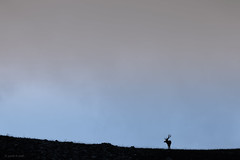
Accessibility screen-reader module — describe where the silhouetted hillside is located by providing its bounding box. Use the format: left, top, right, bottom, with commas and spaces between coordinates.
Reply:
0, 135, 239, 160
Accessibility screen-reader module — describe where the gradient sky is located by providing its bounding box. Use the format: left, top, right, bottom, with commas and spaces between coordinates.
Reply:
0, 0, 240, 149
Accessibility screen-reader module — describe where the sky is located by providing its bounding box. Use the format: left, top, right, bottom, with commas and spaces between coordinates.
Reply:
0, 0, 240, 149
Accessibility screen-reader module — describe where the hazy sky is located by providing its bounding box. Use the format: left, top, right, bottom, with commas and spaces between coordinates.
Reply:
0, 0, 240, 149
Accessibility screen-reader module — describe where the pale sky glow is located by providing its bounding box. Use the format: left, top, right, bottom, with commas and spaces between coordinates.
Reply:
0, 0, 240, 149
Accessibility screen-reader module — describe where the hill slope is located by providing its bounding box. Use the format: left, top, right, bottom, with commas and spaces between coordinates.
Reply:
0, 135, 239, 160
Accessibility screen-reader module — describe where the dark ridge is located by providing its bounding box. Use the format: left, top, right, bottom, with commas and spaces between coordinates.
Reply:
0, 135, 239, 160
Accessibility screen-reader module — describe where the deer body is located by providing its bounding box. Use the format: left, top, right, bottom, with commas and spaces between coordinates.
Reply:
164, 135, 172, 149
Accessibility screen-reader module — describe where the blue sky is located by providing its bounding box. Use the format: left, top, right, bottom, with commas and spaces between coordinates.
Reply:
0, 0, 240, 149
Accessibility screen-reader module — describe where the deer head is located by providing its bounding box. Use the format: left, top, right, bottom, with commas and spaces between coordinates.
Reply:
164, 134, 171, 141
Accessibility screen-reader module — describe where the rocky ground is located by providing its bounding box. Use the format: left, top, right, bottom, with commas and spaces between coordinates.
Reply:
0, 135, 239, 160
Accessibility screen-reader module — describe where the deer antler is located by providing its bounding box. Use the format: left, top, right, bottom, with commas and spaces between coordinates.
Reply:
165, 134, 171, 140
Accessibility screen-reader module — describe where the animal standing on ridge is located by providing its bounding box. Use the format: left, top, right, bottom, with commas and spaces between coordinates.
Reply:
164, 135, 172, 149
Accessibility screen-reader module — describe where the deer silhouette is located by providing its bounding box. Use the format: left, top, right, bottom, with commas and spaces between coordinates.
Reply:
164, 134, 172, 149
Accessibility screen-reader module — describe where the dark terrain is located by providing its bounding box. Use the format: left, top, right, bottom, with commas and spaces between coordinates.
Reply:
0, 135, 239, 160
